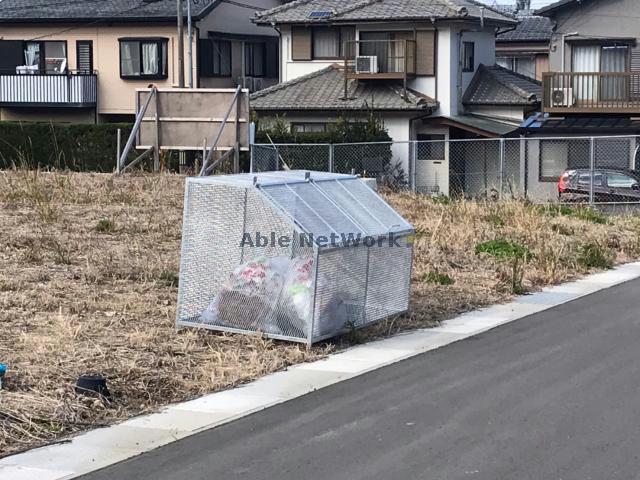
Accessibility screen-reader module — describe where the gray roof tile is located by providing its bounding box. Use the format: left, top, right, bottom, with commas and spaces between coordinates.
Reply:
254, 0, 516, 26
250, 64, 437, 111
463, 64, 541, 106
0, 0, 220, 22
497, 15, 553, 42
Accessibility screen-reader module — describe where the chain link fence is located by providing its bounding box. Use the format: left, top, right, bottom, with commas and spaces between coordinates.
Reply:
252, 135, 640, 204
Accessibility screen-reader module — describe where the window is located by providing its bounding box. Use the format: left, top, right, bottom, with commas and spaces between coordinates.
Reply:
76, 40, 93, 74
539, 139, 595, 182
119, 38, 168, 79
44, 41, 67, 73
462, 41, 475, 72
539, 141, 569, 181
312, 27, 355, 59
199, 39, 231, 77
212, 40, 232, 77
19, 40, 67, 74
578, 172, 603, 187
245, 42, 265, 77
291, 122, 329, 134
416, 134, 445, 160
607, 172, 638, 188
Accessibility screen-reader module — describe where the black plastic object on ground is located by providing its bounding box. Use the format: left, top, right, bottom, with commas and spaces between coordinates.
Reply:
75, 374, 110, 398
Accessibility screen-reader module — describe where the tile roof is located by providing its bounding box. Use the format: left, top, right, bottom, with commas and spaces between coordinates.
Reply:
497, 15, 553, 42
0, 0, 220, 22
254, 0, 517, 26
250, 64, 437, 112
463, 64, 541, 106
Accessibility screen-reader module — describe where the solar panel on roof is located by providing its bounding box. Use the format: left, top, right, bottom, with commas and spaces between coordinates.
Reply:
308, 10, 333, 18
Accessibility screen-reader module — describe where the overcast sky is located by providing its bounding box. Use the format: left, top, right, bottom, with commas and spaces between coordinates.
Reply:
479, 0, 557, 9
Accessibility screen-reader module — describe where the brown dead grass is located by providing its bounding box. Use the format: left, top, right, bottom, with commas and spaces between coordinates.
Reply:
1, 170, 639, 457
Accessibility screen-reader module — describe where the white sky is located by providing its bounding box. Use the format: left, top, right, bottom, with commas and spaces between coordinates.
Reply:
479, 0, 557, 9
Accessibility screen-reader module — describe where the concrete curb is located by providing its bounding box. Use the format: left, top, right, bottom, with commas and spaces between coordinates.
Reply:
3, 262, 640, 480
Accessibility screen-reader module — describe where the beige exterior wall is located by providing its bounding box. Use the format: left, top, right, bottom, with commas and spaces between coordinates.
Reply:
0, 23, 197, 117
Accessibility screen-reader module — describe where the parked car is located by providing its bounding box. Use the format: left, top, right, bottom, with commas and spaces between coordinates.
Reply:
558, 168, 640, 202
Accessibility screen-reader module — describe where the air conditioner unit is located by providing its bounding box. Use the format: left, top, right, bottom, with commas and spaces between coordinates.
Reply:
252, 77, 265, 92
239, 76, 253, 90
551, 88, 575, 107
355, 56, 378, 74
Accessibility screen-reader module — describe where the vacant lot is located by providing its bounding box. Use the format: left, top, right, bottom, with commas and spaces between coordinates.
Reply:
2, 170, 640, 457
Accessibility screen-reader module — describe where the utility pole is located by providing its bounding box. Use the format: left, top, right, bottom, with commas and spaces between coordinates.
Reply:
177, 0, 185, 87
187, 0, 193, 87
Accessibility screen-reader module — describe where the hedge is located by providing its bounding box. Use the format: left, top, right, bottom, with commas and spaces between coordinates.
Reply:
0, 122, 134, 171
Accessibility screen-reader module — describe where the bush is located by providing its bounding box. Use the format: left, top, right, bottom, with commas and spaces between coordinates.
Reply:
0, 122, 134, 171
475, 239, 531, 260
578, 241, 613, 269
423, 271, 455, 286
537, 205, 607, 225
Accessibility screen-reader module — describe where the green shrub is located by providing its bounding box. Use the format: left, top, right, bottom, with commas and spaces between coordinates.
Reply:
95, 218, 116, 233
423, 271, 455, 285
476, 239, 531, 294
578, 242, 613, 269
0, 122, 135, 171
157, 270, 179, 288
475, 239, 531, 260
537, 205, 607, 224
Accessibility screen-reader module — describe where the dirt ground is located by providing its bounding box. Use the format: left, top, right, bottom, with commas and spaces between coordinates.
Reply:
1, 170, 640, 457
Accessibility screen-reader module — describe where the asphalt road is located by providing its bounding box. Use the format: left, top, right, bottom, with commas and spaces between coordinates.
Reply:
82, 278, 640, 480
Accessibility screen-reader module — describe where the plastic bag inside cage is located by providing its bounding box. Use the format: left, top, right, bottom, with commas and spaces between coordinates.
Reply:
176, 171, 414, 345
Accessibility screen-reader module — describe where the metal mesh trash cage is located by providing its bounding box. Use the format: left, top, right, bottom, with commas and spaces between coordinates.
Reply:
176, 170, 415, 345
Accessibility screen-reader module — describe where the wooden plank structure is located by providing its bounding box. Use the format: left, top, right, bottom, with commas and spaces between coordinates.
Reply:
117, 87, 250, 175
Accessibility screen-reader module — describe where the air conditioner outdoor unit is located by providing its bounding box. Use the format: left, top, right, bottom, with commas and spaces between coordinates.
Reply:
239, 76, 253, 90
355, 56, 378, 74
252, 77, 265, 92
551, 88, 575, 107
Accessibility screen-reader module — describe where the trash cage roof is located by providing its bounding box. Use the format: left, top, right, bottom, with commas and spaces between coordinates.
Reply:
190, 171, 414, 246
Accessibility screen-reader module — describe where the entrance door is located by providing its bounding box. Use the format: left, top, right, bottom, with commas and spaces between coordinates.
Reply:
415, 134, 449, 196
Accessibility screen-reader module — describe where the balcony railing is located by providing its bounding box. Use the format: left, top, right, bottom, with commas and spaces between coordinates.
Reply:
542, 71, 640, 114
344, 40, 416, 80
0, 71, 97, 107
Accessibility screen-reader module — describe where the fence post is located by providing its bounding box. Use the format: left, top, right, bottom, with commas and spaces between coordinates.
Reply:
275, 145, 280, 171
411, 140, 417, 193
116, 128, 121, 174
328, 144, 334, 173
589, 137, 595, 206
499, 138, 505, 200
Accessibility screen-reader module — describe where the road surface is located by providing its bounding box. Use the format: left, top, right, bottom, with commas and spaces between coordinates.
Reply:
82, 278, 640, 480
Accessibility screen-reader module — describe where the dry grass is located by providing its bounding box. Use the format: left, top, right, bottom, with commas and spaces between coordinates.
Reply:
1, 171, 640, 457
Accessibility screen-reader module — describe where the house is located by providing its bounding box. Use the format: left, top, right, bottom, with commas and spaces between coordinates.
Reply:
515, 0, 640, 200
250, 0, 547, 195
0, 0, 281, 123
496, 15, 552, 81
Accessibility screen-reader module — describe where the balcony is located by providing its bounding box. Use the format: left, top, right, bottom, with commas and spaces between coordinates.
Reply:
344, 40, 416, 81
0, 71, 97, 107
542, 71, 640, 114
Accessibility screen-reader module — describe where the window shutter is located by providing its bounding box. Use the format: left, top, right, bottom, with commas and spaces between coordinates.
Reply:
199, 38, 213, 77
292, 27, 312, 61
631, 47, 640, 97
265, 40, 279, 79
76, 41, 93, 73
415, 30, 436, 76
0, 40, 25, 72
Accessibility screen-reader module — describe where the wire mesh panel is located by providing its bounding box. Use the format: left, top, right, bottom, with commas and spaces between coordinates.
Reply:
177, 172, 415, 344
365, 236, 413, 324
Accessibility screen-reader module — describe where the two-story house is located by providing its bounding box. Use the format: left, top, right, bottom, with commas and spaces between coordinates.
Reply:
0, 0, 281, 124
496, 15, 552, 81
515, 0, 640, 199
249, 0, 543, 195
